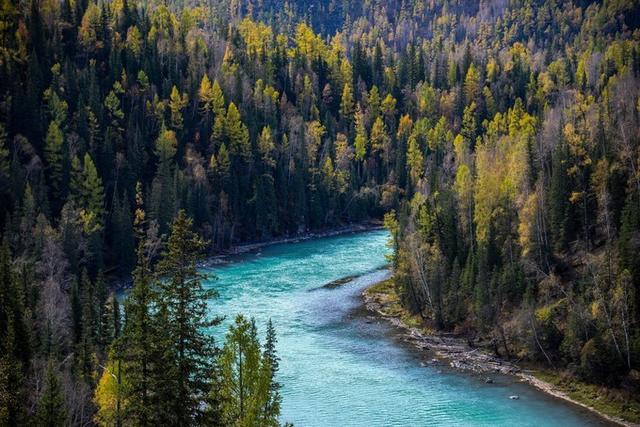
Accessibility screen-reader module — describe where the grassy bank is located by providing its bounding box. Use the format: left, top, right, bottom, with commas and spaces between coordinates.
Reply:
531, 371, 640, 425
364, 277, 640, 426
364, 278, 433, 333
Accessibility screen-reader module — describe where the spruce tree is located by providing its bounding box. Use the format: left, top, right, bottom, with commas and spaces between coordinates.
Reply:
550, 140, 570, 252
262, 319, 281, 426
120, 185, 158, 426
0, 240, 28, 425
35, 359, 67, 427
0, 319, 26, 426
150, 129, 178, 234
155, 210, 220, 425
44, 121, 65, 205
80, 153, 105, 228
225, 103, 250, 159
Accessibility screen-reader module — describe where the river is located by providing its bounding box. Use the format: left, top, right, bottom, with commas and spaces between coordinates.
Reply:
200, 229, 607, 426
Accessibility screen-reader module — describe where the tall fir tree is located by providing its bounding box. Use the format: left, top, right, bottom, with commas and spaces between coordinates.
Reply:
155, 210, 221, 425
35, 359, 67, 427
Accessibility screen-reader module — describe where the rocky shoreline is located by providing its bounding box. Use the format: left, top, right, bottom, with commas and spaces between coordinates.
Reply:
362, 286, 521, 376
362, 279, 634, 427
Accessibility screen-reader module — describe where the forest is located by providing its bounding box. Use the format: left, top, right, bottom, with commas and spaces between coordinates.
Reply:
1, 0, 640, 424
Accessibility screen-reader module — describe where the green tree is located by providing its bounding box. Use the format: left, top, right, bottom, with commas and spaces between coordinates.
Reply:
407, 135, 424, 186
218, 315, 273, 426
79, 153, 105, 231
225, 103, 250, 159
0, 240, 28, 425
550, 140, 571, 252
150, 129, 178, 233
261, 319, 281, 426
120, 218, 156, 425
169, 85, 189, 130
339, 83, 355, 131
354, 105, 368, 162
463, 63, 481, 106
155, 210, 221, 425
44, 121, 65, 203
35, 359, 67, 427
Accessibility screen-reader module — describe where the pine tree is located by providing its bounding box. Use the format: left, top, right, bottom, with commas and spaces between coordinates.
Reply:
550, 140, 570, 252
155, 210, 221, 425
35, 359, 67, 427
0, 239, 28, 425
119, 185, 157, 426
44, 121, 65, 204
370, 117, 389, 154
211, 79, 225, 116
463, 63, 481, 106
73, 153, 105, 232
151, 129, 178, 233
256, 127, 278, 238
169, 85, 188, 131
0, 320, 26, 426
354, 105, 368, 162
111, 194, 135, 274
261, 319, 281, 426
77, 269, 97, 381
407, 135, 424, 186
218, 315, 270, 426
460, 103, 477, 148
199, 74, 214, 116
225, 103, 250, 159
339, 83, 355, 132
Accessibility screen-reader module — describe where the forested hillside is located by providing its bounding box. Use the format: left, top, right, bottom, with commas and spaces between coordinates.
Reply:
1, 0, 640, 424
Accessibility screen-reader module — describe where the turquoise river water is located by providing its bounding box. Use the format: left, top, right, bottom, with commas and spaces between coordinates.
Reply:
197, 229, 607, 426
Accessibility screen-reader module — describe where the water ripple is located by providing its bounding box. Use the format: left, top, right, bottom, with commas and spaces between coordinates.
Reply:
201, 230, 607, 427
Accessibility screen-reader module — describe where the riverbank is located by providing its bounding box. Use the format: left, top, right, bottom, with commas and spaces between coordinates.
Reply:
362, 277, 639, 426
199, 222, 383, 268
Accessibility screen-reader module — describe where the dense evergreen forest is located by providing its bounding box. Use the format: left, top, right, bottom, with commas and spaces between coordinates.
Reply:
1, 0, 640, 424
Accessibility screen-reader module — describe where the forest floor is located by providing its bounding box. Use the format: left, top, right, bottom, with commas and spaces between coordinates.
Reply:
362, 278, 640, 426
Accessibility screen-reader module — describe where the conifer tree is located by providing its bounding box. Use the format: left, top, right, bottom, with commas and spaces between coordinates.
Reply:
73, 153, 105, 231
150, 129, 178, 233
261, 319, 281, 425
354, 105, 368, 162
225, 103, 250, 159
339, 83, 355, 132
119, 183, 157, 426
199, 75, 215, 116
550, 140, 570, 252
155, 210, 221, 425
211, 80, 225, 116
0, 321, 26, 426
0, 240, 28, 425
218, 315, 271, 426
36, 359, 67, 427
44, 121, 65, 203
169, 85, 188, 131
